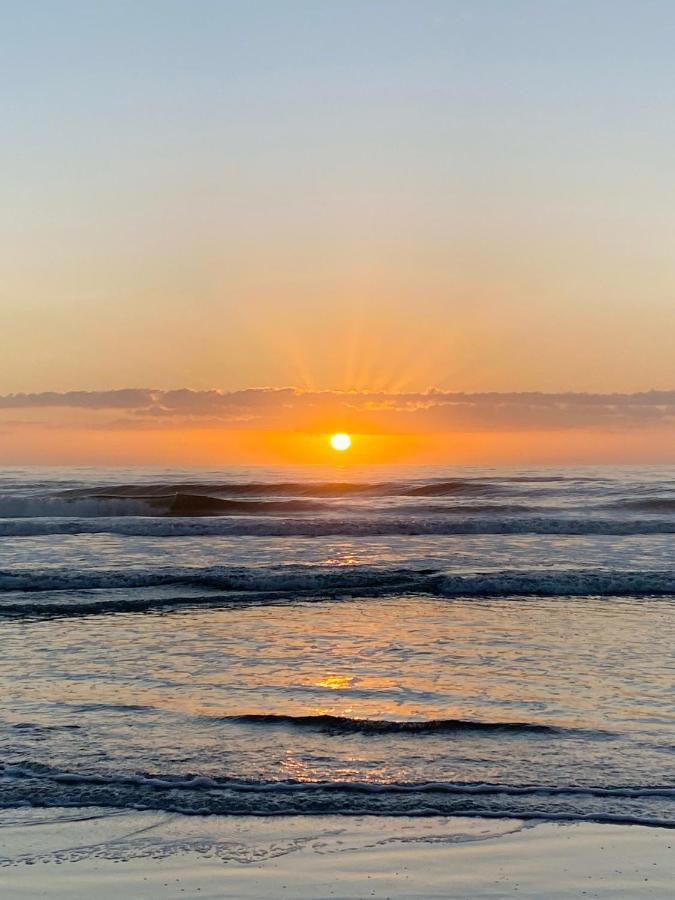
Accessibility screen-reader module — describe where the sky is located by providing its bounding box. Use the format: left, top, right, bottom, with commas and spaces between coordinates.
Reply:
1, 1, 674, 463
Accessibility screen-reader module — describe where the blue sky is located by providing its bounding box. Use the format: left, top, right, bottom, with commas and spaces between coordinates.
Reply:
2, 1, 674, 394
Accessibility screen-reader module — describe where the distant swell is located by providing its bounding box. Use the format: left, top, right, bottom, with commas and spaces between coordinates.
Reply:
229, 713, 569, 735
612, 498, 675, 513
401, 481, 502, 497
0, 516, 673, 537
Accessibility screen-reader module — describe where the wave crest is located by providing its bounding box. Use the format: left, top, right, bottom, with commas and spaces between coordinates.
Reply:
168, 494, 326, 515
228, 713, 575, 735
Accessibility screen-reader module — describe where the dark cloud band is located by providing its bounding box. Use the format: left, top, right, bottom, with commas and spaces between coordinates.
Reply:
1, 388, 673, 432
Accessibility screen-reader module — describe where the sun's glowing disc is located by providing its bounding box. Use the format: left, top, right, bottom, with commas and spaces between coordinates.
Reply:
330, 432, 352, 451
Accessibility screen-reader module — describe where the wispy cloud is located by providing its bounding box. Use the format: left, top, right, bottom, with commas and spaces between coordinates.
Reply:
1, 388, 674, 432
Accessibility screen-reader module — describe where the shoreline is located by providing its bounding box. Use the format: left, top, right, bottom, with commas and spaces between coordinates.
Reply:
1, 810, 673, 898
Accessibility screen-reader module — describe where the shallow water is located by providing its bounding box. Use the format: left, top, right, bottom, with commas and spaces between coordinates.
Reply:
0, 466, 673, 826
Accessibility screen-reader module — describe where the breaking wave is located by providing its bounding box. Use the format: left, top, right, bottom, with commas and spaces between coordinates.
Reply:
1, 763, 673, 826
0, 565, 673, 617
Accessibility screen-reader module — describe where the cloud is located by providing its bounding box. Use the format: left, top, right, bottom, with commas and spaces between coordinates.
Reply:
1, 388, 673, 432
0, 390, 157, 410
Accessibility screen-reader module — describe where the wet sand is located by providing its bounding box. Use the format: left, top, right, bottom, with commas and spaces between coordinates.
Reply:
1, 810, 672, 898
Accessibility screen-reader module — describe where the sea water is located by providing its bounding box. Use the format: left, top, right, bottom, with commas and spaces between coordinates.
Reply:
0, 466, 673, 826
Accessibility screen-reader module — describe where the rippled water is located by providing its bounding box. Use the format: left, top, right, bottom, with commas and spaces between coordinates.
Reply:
0, 466, 673, 826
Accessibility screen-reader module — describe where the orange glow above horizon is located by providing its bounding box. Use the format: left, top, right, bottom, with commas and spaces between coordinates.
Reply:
0, 418, 674, 466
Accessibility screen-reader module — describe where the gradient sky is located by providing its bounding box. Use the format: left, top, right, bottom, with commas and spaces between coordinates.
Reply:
2, 1, 674, 462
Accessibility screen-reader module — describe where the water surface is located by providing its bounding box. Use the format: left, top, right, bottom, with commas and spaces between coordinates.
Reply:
0, 466, 673, 826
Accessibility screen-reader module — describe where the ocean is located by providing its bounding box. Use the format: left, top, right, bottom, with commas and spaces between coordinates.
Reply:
0, 465, 673, 828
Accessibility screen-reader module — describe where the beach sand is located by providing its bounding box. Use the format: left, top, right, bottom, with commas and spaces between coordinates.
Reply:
0, 810, 672, 898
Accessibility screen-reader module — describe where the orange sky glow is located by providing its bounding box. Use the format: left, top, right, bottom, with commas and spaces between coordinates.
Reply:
1, 390, 673, 465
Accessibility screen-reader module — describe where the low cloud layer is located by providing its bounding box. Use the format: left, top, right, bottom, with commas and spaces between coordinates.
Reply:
1, 388, 674, 433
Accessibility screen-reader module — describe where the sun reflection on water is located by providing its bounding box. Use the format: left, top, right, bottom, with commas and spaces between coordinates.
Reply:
315, 674, 354, 690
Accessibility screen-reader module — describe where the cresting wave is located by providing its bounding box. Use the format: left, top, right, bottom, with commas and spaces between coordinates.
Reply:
0, 566, 673, 617
226, 713, 570, 735
1, 764, 673, 827
0, 496, 537, 520
58, 479, 507, 500
167, 494, 326, 515
0, 495, 330, 518
0, 480, 505, 518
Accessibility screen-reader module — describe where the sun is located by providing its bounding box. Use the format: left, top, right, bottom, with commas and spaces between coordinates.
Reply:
330, 432, 352, 452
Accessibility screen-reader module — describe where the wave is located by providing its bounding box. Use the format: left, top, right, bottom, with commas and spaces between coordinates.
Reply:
0, 497, 159, 518
1, 764, 673, 826
0, 496, 537, 520
0, 566, 672, 617
0, 481, 506, 518
0, 515, 673, 537
226, 713, 582, 736
377, 503, 536, 516
167, 494, 326, 515
0, 564, 433, 595
400, 481, 503, 497
610, 498, 675, 513
58, 481, 390, 499
497, 475, 608, 483
58, 479, 503, 499
6, 764, 673, 799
